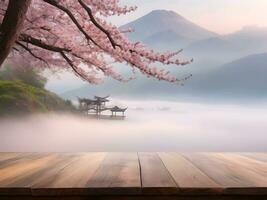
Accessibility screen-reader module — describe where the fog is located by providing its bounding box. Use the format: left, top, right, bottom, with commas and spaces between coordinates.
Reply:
0, 101, 267, 152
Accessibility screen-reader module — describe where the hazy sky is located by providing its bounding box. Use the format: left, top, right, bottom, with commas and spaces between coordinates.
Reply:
111, 0, 267, 34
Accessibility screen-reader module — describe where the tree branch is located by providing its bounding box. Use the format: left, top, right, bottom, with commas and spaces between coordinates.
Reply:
19, 33, 70, 53
43, 0, 101, 49
18, 33, 90, 80
78, 0, 121, 49
16, 41, 49, 66
60, 51, 88, 81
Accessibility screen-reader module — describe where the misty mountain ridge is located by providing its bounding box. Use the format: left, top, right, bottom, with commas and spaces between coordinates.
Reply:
60, 10, 267, 102
62, 53, 267, 102
227, 25, 267, 38
121, 10, 218, 48
186, 26, 267, 60
189, 53, 267, 95
121, 10, 267, 63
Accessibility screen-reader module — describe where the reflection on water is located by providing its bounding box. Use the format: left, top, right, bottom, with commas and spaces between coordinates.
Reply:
0, 101, 267, 152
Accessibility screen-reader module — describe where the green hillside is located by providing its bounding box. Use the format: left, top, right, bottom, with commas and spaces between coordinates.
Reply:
0, 80, 75, 116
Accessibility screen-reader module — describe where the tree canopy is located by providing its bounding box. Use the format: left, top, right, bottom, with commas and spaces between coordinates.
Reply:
0, 0, 192, 84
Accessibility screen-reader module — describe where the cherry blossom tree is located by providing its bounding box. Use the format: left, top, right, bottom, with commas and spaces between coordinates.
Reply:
0, 0, 192, 84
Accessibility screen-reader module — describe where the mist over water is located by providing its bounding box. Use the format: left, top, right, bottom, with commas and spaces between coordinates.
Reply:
0, 100, 266, 152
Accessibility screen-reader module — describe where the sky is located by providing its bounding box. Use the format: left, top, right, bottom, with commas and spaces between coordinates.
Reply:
111, 0, 267, 34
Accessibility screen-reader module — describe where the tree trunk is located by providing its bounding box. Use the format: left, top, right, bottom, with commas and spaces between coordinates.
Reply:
0, 0, 32, 66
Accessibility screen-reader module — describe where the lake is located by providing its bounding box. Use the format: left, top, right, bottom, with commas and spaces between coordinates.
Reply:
0, 100, 266, 152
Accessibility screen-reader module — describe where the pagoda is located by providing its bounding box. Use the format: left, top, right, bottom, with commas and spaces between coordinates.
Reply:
78, 95, 127, 117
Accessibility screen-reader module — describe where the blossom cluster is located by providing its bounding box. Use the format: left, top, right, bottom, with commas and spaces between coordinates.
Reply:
1, 0, 191, 84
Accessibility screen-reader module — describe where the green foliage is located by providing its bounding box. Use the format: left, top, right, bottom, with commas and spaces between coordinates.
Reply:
0, 64, 47, 88
0, 80, 75, 116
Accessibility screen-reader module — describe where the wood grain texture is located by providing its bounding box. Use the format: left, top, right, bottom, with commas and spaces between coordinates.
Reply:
5, 153, 79, 188
87, 153, 140, 188
46, 152, 106, 188
214, 153, 267, 186
0, 195, 267, 200
0, 153, 54, 186
0, 152, 266, 197
182, 153, 267, 188
0, 153, 43, 169
241, 153, 267, 163
138, 152, 177, 188
30, 153, 83, 188
158, 152, 220, 188
1, 195, 267, 200
0, 153, 22, 162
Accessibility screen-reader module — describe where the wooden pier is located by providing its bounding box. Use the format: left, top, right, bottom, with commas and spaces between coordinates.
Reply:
0, 152, 266, 199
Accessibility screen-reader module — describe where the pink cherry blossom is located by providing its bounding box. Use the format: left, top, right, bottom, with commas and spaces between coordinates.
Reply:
0, 0, 192, 84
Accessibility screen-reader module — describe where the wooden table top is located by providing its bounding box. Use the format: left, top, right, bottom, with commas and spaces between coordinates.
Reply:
0, 152, 266, 199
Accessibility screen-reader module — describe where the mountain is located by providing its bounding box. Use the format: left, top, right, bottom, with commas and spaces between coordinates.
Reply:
62, 53, 267, 101
226, 26, 267, 42
186, 26, 267, 62
143, 30, 195, 50
226, 26, 267, 54
120, 10, 267, 67
59, 11, 267, 102
197, 53, 267, 96
121, 10, 218, 49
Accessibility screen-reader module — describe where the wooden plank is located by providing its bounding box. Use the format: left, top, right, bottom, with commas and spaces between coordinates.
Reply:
29, 153, 107, 196
138, 152, 177, 189
0, 153, 55, 186
158, 152, 221, 189
0, 153, 30, 170
215, 153, 267, 182
87, 153, 140, 188
0, 153, 23, 162
26, 153, 83, 188
241, 153, 267, 163
1, 195, 267, 200
1, 196, 267, 200
0, 153, 46, 170
39, 152, 106, 188
182, 153, 267, 188
0, 152, 266, 197
4, 153, 79, 188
